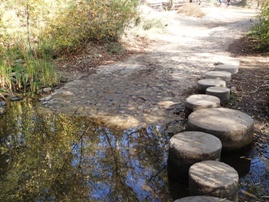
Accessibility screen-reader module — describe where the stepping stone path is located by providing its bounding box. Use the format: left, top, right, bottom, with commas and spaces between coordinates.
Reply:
168, 59, 256, 200
205, 71, 232, 82
185, 94, 220, 117
197, 79, 226, 93
215, 64, 239, 74
187, 108, 254, 152
206, 86, 230, 105
189, 161, 239, 202
168, 131, 222, 182
174, 196, 233, 202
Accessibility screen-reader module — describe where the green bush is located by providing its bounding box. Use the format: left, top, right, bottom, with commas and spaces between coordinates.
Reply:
251, 0, 269, 51
0, 0, 139, 96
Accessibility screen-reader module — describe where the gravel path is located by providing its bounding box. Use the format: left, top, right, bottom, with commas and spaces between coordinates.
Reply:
39, 5, 258, 129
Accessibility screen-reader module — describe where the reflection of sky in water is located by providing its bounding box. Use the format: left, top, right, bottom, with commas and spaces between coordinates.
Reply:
70, 126, 169, 201
240, 144, 269, 197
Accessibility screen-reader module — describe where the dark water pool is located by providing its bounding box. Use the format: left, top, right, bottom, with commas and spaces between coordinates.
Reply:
0, 102, 268, 201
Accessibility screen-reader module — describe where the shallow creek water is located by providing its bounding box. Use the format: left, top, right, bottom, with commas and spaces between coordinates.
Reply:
0, 102, 268, 201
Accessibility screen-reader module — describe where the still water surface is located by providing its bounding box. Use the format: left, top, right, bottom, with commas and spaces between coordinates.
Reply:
0, 102, 268, 201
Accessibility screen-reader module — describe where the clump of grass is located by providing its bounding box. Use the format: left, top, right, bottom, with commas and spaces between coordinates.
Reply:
177, 3, 205, 18
0, 46, 58, 97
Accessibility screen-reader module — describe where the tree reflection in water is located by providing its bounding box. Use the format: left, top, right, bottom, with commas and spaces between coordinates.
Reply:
0, 102, 172, 202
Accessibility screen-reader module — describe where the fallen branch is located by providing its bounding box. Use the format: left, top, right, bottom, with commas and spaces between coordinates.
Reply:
251, 84, 269, 93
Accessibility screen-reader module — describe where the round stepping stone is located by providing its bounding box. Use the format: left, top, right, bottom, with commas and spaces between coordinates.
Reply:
215, 64, 239, 75
185, 94, 220, 117
168, 131, 222, 182
189, 161, 239, 202
198, 79, 226, 93
206, 87, 230, 105
225, 58, 240, 66
187, 108, 254, 152
174, 196, 233, 202
205, 71, 232, 82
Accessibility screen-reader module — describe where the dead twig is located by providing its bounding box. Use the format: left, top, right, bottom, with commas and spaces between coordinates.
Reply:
251, 84, 269, 93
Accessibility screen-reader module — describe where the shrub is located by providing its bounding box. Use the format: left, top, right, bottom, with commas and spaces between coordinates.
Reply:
251, 0, 269, 51
0, 0, 140, 95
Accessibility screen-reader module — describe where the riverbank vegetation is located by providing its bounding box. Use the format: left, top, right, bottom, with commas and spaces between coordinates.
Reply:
0, 0, 139, 97
248, 0, 269, 52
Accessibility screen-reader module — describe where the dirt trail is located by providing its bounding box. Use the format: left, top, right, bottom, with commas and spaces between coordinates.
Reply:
40, 5, 259, 129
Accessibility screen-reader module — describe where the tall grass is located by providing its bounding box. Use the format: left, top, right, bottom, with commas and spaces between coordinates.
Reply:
0, 46, 58, 97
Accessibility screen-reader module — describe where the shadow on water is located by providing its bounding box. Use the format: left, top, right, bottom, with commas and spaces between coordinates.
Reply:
0, 102, 268, 201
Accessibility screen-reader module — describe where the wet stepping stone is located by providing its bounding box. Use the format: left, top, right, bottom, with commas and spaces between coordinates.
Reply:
206, 86, 230, 105
198, 79, 226, 93
187, 108, 254, 152
189, 160, 239, 202
205, 71, 232, 82
185, 94, 220, 117
215, 64, 239, 75
174, 196, 233, 202
168, 131, 222, 182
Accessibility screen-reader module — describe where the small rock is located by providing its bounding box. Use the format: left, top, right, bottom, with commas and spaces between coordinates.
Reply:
156, 84, 164, 87
0, 107, 6, 115
138, 105, 144, 110
151, 107, 159, 112
61, 91, 74, 95
40, 95, 52, 102
10, 96, 23, 102
143, 109, 151, 113
60, 77, 68, 83
43, 87, 52, 93
163, 97, 173, 101
0, 101, 7, 107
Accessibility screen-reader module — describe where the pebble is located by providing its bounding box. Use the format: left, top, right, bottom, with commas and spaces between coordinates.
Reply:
43, 87, 52, 93
0, 107, 6, 115
40, 95, 52, 102
0, 101, 7, 107
10, 96, 23, 102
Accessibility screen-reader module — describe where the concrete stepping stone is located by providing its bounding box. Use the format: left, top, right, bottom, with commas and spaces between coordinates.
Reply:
187, 108, 254, 152
206, 87, 230, 105
215, 64, 238, 75
189, 161, 239, 202
185, 94, 220, 117
224, 58, 240, 66
174, 196, 233, 202
198, 79, 226, 93
168, 131, 222, 182
205, 71, 232, 82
